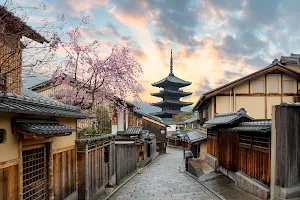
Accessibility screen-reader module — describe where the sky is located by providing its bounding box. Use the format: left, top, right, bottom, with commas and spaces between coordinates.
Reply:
4, 0, 300, 113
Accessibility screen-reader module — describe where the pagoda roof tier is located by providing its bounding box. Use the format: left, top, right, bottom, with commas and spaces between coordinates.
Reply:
152, 74, 191, 88
151, 89, 192, 98
150, 110, 182, 117
151, 100, 192, 107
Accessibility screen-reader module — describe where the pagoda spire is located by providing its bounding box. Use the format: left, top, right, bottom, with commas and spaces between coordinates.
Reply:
170, 49, 174, 76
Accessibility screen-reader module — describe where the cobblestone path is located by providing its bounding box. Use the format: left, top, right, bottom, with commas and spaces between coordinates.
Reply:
108, 147, 221, 200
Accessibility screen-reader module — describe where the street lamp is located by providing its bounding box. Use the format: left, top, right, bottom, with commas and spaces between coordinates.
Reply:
160, 129, 166, 134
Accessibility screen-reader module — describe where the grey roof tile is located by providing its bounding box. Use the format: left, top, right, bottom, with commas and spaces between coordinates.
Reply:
15, 119, 75, 135
76, 134, 114, 143
0, 89, 89, 118
204, 108, 253, 128
185, 130, 207, 143
229, 119, 271, 133
117, 126, 143, 135
152, 74, 191, 88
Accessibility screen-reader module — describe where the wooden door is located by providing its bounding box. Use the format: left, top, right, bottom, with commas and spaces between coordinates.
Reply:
219, 132, 230, 169
219, 131, 239, 171
22, 144, 48, 200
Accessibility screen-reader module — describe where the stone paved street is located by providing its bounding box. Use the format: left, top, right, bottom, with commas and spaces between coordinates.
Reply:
108, 147, 221, 200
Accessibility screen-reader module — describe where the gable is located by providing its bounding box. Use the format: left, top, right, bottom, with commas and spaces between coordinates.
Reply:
193, 63, 300, 111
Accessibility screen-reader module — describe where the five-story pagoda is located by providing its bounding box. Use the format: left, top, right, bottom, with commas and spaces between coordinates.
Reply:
150, 49, 192, 121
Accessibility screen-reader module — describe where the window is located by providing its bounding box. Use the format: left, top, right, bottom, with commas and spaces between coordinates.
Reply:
0, 129, 5, 143
283, 80, 295, 94
252, 80, 264, 94
267, 75, 279, 94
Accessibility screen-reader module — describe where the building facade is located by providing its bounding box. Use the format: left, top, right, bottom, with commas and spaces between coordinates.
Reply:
193, 57, 300, 125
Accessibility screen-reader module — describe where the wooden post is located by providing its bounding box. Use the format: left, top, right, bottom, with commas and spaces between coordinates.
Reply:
49, 142, 54, 199
18, 139, 22, 200
85, 143, 89, 200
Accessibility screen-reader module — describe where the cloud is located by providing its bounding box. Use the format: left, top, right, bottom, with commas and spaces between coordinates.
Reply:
109, 0, 202, 46
63, 0, 107, 17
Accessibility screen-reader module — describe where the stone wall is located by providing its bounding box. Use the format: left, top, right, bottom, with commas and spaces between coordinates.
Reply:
205, 153, 218, 170
235, 171, 270, 200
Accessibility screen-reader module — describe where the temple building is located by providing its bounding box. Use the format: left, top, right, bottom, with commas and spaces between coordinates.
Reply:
150, 49, 192, 123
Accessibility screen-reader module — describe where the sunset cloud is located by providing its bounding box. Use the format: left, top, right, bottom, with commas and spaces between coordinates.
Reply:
14, 0, 300, 113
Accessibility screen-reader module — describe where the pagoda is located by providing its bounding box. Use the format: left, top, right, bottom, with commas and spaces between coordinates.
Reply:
150, 49, 192, 120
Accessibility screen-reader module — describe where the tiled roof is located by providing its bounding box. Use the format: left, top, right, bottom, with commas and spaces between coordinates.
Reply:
229, 120, 271, 133
152, 74, 191, 88
76, 134, 114, 143
186, 130, 207, 143
151, 100, 192, 107
15, 119, 74, 136
151, 89, 192, 97
280, 102, 300, 107
118, 126, 143, 135
204, 108, 253, 128
0, 89, 89, 118
0, 6, 48, 43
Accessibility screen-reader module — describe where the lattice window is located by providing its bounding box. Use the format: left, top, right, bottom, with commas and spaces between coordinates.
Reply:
22, 145, 48, 200
239, 134, 252, 147
0, 129, 5, 143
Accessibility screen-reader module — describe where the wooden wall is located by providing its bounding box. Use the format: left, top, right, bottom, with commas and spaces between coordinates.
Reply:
207, 131, 218, 158
115, 143, 137, 184
219, 131, 239, 170
239, 146, 270, 185
142, 118, 166, 153
0, 164, 18, 200
53, 148, 76, 200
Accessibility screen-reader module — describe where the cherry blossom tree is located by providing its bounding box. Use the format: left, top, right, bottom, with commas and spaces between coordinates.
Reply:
50, 17, 143, 110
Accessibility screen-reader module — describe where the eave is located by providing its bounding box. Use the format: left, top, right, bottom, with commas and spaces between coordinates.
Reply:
151, 100, 192, 107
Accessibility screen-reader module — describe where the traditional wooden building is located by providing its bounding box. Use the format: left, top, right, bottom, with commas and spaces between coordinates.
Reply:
0, 89, 89, 200
193, 57, 300, 126
185, 130, 207, 160
204, 108, 271, 199
133, 109, 168, 153
151, 49, 192, 122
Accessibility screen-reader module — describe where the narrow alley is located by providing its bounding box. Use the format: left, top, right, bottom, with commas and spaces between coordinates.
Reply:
108, 147, 221, 200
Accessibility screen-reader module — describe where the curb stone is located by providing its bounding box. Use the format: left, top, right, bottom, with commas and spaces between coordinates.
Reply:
185, 171, 227, 200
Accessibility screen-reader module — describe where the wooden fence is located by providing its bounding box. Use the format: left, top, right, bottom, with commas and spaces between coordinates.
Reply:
77, 139, 113, 200
53, 147, 77, 200
115, 142, 137, 184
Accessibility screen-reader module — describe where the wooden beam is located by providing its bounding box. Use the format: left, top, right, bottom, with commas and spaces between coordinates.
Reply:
265, 74, 267, 119
18, 140, 22, 200
281, 74, 283, 103
53, 145, 75, 154
22, 138, 53, 147
214, 97, 216, 114
216, 93, 296, 97
85, 144, 89, 200
248, 81, 251, 94
0, 159, 18, 169
49, 142, 54, 199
